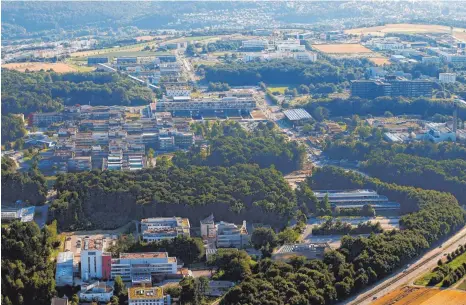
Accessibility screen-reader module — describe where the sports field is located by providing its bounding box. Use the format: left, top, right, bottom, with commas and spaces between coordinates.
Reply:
2, 62, 81, 73
345, 23, 466, 41
372, 286, 466, 305
312, 44, 372, 54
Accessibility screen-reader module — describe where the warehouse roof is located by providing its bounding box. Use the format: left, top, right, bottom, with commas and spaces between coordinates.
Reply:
283, 108, 313, 121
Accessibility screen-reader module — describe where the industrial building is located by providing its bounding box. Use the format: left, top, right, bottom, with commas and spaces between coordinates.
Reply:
155, 96, 256, 113
55, 252, 74, 286
141, 217, 191, 242
313, 189, 400, 212
273, 243, 330, 261
128, 287, 171, 305
283, 108, 313, 127
111, 252, 178, 282
216, 221, 250, 248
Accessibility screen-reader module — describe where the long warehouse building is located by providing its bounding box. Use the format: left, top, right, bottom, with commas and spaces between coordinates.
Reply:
155, 97, 256, 112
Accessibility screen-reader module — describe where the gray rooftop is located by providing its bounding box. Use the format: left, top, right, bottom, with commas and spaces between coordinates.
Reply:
283, 108, 313, 121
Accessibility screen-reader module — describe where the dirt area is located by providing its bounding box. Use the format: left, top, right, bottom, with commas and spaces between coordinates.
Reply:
312, 44, 372, 54
372, 286, 466, 305
251, 110, 267, 120
369, 57, 391, 66
3, 62, 78, 73
345, 23, 466, 39
284, 170, 313, 190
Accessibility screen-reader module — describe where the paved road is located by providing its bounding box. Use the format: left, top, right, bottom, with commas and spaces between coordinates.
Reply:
342, 225, 466, 305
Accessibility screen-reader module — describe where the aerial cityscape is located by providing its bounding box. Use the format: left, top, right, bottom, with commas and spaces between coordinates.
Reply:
2, 1, 466, 305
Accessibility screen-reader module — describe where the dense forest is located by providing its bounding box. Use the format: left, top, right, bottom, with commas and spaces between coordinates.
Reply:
1, 69, 154, 115
1, 114, 26, 144
201, 58, 368, 86
221, 166, 465, 305
173, 121, 306, 173
1, 157, 48, 205
303, 96, 466, 121
50, 163, 296, 230
1, 221, 59, 305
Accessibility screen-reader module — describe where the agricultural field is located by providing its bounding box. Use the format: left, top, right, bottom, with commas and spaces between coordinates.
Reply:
135, 35, 157, 42
2, 62, 81, 73
373, 286, 466, 305
312, 43, 372, 54
70, 40, 158, 58
414, 252, 466, 286
345, 23, 466, 40
369, 57, 391, 66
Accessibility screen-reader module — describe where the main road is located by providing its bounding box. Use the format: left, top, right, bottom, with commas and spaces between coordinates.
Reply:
342, 225, 466, 305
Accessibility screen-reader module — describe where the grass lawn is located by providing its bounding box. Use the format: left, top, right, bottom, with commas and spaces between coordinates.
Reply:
457, 278, 466, 291
268, 86, 288, 94
415, 252, 466, 286
50, 234, 66, 261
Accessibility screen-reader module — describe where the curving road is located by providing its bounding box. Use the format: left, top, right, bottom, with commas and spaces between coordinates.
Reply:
342, 225, 466, 305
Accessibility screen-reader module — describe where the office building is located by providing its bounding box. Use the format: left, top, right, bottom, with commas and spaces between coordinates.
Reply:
313, 189, 400, 212
351, 77, 432, 99
351, 80, 391, 99
55, 252, 74, 286
424, 123, 456, 143
128, 287, 171, 305
80, 237, 112, 281
164, 84, 191, 97
428, 48, 466, 64
111, 252, 177, 282
155, 97, 256, 112
241, 39, 270, 51
68, 156, 92, 172
439, 73, 456, 84
141, 217, 190, 242
31, 112, 64, 127
200, 214, 216, 239
216, 221, 249, 248
88, 57, 109, 65
79, 282, 114, 303
283, 109, 313, 127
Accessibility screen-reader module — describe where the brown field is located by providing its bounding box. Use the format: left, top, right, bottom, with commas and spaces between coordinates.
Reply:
2, 62, 78, 73
312, 44, 372, 54
369, 57, 391, 66
372, 286, 466, 305
135, 35, 156, 42
345, 23, 466, 41
251, 110, 267, 120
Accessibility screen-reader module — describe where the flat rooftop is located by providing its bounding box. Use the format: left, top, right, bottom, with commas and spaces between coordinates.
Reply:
283, 108, 313, 121
128, 287, 163, 300
120, 252, 168, 259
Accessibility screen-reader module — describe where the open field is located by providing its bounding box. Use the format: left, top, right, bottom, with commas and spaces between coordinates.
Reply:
415, 252, 466, 286
369, 57, 391, 66
2, 62, 80, 73
268, 86, 288, 94
345, 23, 466, 40
135, 35, 157, 42
312, 44, 372, 54
71, 40, 157, 58
372, 286, 466, 305
457, 279, 466, 291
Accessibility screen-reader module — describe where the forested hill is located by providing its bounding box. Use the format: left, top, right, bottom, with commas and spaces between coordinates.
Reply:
201, 58, 369, 86
50, 164, 296, 230
1, 69, 154, 115
173, 121, 306, 173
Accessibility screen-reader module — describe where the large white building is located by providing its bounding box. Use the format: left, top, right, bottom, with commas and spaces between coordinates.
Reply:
275, 40, 306, 52
241, 39, 270, 50
424, 123, 456, 143
80, 237, 112, 281
155, 97, 256, 112
111, 252, 178, 282
128, 287, 171, 305
216, 221, 249, 248
366, 37, 408, 50
439, 73, 456, 84
141, 217, 190, 242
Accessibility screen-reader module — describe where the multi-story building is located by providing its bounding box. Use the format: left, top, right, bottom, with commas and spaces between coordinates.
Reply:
216, 221, 249, 249
111, 252, 178, 282
155, 97, 256, 112
88, 57, 109, 65
68, 156, 92, 172
424, 123, 456, 143
79, 282, 114, 303
31, 112, 63, 127
55, 252, 74, 286
439, 73, 456, 83
313, 189, 400, 212
80, 237, 112, 281
173, 132, 195, 148
351, 76, 432, 99
141, 217, 190, 242
293, 52, 317, 62
241, 39, 270, 51
159, 62, 181, 76
164, 84, 192, 97
128, 287, 171, 305
427, 48, 466, 64
200, 214, 216, 239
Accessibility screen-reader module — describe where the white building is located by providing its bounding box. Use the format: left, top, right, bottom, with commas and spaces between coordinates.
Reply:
55, 252, 74, 286
241, 39, 270, 50
439, 73, 456, 84
366, 37, 408, 50
424, 123, 456, 143
111, 252, 177, 282
128, 287, 171, 305
216, 221, 249, 248
275, 40, 306, 52
293, 51, 317, 62
80, 237, 113, 281
141, 217, 190, 242
422, 56, 440, 64
164, 84, 191, 97
200, 214, 216, 239
79, 282, 114, 303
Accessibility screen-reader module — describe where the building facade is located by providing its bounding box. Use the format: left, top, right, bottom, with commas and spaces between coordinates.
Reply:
128, 287, 171, 305
216, 221, 249, 248
111, 252, 177, 282
141, 217, 190, 242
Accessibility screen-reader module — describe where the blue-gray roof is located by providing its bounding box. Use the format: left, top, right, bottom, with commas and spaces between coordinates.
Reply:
283, 108, 313, 121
